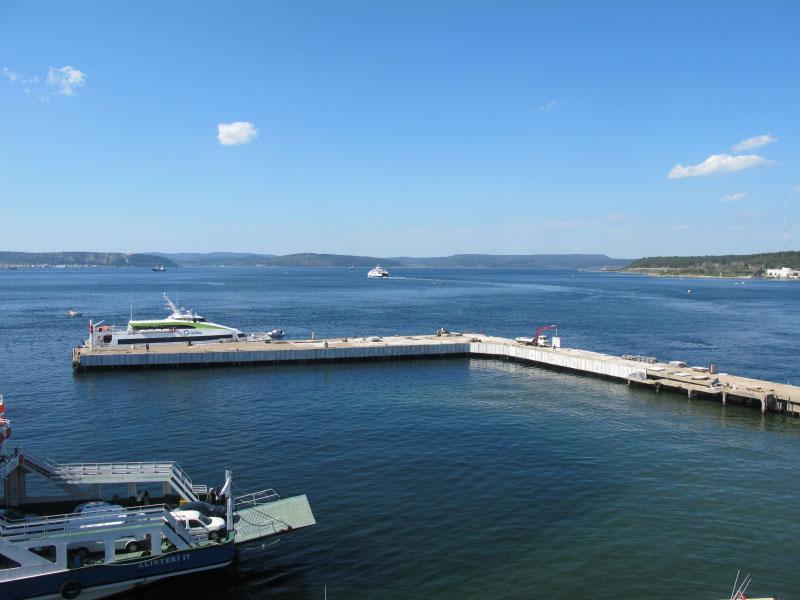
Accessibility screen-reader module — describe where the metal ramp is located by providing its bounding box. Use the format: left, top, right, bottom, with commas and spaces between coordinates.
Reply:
16, 450, 200, 503
233, 492, 316, 544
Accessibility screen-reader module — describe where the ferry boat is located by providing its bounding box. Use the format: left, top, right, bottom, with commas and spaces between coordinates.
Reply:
367, 265, 389, 278
88, 295, 244, 347
0, 395, 316, 600
151, 265, 167, 272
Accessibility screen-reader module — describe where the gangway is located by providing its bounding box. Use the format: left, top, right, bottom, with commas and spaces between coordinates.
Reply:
233, 489, 316, 544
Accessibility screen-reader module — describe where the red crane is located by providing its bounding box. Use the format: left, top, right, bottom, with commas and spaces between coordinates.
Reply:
534, 324, 558, 338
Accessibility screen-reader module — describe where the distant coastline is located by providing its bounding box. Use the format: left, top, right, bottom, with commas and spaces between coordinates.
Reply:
4, 250, 799, 276
1, 251, 630, 271
622, 250, 800, 279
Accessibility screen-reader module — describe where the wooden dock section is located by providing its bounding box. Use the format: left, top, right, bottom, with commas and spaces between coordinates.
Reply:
72, 334, 800, 416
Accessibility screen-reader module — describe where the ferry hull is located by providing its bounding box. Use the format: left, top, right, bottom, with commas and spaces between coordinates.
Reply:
1, 543, 235, 600
113, 333, 236, 345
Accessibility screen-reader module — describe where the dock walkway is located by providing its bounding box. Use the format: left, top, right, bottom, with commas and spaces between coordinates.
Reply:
72, 334, 800, 415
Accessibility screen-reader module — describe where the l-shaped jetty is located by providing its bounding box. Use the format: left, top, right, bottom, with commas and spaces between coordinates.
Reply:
72, 334, 800, 416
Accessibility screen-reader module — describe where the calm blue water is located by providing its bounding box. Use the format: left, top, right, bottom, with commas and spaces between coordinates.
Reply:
1, 268, 799, 599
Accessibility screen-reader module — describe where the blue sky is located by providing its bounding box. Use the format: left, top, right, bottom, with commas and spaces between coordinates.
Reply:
1, 1, 798, 257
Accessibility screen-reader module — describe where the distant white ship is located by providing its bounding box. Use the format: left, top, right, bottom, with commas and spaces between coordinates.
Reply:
151, 265, 167, 272
367, 265, 389, 278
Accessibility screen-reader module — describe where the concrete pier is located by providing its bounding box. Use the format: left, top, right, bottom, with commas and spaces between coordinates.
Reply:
72, 334, 800, 416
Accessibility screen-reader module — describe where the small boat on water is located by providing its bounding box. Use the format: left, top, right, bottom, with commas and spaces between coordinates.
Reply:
0, 395, 315, 600
67, 309, 82, 318
367, 265, 389, 278
151, 265, 167, 272
88, 294, 243, 347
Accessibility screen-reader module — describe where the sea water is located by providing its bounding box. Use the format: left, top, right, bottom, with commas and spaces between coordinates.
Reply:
0, 268, 798, 598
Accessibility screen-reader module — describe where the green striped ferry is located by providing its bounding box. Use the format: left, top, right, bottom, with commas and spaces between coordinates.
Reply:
89, 294, 244, 347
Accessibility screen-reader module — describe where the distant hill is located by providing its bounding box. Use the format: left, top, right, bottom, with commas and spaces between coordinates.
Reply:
627, 251, 800, 276
161, 252, 274, 266
0, 251, 176, 267
395, 254, 631, 269
262, 253, 403, 268
0, 251, 631, 269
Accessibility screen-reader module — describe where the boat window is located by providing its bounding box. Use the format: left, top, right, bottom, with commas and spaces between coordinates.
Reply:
29, 545, 56, 564
133, 323, 195, 330
0, 551, 22, 569
198, 515, 212, 525
103, 335, 112, 343
188, 519, 203, 528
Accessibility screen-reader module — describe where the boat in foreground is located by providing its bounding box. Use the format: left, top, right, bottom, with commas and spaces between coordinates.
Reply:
0, 396, 315, 600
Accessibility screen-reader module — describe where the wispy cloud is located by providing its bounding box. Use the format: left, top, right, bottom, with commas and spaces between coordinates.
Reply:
668, 154, 772, 179
46, 66, 86, 96
4, 65, 83, 99
719, 192, 747, 202
2, 67, 18, 82
539, 99, 561, 112
732, 134, 777, 153
217, 121, 258, 146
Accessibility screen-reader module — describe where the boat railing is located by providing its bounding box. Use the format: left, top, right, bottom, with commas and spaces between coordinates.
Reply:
0, 504, 176, 540
0, 451, 21, 480
14, 449, 201, 502
233, 488, 281, 509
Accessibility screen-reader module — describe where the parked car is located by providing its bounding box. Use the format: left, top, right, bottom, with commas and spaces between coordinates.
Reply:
68, 502, 148, 557
170, 509, 226, 541
177, 501, 238, 522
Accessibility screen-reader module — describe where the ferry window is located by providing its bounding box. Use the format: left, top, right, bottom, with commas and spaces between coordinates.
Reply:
103, 335, 112, 343
30, 545, 56, 563
0, 552, 21, 569
188, 519, 203, 528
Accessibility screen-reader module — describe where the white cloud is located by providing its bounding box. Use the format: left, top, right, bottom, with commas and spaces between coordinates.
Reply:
539, 99, 560, 112
732, 134, 777, 153
2, 67, 18, 82
46, 66, 86, 96
217, 121, 257, 146
719, 192, 747, 202
668, 154, 773, 179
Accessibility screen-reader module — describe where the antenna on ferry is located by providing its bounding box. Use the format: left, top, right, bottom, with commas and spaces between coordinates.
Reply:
164, 291, 179, 314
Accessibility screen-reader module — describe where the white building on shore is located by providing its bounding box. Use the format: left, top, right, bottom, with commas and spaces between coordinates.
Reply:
765, 267, 800, 279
